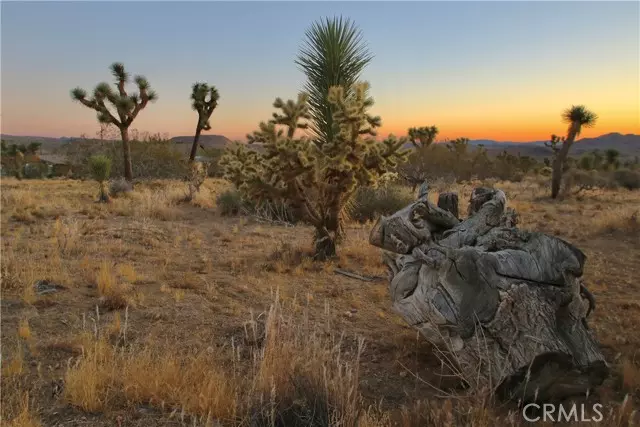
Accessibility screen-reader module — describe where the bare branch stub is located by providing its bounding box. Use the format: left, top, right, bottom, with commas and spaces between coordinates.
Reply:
369, 187, 608, 403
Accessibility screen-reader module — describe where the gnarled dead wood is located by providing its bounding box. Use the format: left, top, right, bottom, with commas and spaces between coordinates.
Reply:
369, 187, 607, 403
437, 192, 459, 219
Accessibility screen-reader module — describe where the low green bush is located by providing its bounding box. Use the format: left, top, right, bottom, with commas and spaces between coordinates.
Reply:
216, 189, 247, 216
612, 169, 640, 190
216, 189, 302, 224
349, 184, 414, 223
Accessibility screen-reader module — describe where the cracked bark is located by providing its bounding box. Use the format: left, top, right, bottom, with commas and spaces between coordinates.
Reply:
369, 187, 608, 403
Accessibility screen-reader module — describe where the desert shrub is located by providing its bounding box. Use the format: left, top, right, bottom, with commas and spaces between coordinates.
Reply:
400, 143, 538, 185
109, 178, 133, 197
562, 168, 612, 195
23, 162, 48, 179
612, 169, 640, 190
349, 184, 414, 223
217, 189, 300, 223
217, 189, 247, 216
539, 166, 553, 177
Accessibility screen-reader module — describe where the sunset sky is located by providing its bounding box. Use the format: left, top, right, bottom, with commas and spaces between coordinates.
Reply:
1, 1, 638, 142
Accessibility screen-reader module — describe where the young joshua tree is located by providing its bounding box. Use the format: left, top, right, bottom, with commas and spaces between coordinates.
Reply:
550, 105, 597, 199
70, 62, 157, 183
189, 82, 220, 162
89, 155, 112, 203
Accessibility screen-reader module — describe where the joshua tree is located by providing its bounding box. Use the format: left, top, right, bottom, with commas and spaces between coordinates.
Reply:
189, 82, 220, 162
408, 126, 439, 148
591, 149, 604, 170
604, 148, 620, 170
550, 105, 597, 198
71, 62, 157, 183
26, 142, 42, 154
447, 137, 470, 157
14, 151, 24, 180
578, 153, 595, 170
89, 155, 112, 203
221, 82, 406, 259
221, 17, 406, 260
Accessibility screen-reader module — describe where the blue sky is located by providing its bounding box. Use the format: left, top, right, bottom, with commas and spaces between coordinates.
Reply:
2, 1, 638, 141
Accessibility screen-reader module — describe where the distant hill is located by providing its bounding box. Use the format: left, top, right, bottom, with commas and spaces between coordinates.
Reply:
170, 135, 232, 153
2, 132, 638, 159
467, 133, 640, 159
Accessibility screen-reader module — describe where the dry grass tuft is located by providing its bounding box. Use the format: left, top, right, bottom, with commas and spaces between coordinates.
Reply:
3, 393, 41, 427
96, 261, 117, 296
64, 333, 116, 413
117, 263, 138, 284
264, 241, 315, 274
593, 208, 639, 236
2, 345, 25, 377
621, 359, 640, 394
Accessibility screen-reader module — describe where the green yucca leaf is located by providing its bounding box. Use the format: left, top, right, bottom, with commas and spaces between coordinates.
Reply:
89, 154, 112, 182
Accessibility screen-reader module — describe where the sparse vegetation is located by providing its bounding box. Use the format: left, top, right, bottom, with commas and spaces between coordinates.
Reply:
1, 11, 639, 427
1, 176, 639, 426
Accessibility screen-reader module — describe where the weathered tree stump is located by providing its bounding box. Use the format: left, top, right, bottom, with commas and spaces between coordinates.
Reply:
369, 187, 607, 403
437, 192, 459, 219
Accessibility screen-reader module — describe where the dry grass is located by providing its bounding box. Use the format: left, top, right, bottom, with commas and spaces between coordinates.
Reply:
59, 295, 367, 425
3, 393, 41, 427
1, 177, 639, 426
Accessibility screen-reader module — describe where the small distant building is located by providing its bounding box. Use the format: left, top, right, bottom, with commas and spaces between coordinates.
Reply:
39, 154, 72, 177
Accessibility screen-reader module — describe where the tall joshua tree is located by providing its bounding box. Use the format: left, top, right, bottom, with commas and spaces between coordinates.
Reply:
71, 63, 157, 183
221, 17, 406, 260
189, 82, 220, 162
550, 105, 597, 198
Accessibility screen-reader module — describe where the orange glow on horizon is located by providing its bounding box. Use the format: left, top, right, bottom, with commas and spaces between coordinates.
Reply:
2, 103, 638, 142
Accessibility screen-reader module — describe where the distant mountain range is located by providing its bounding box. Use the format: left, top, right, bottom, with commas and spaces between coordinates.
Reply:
2, 132, 638, 159
169, 135, 232, 154
469, 132, 640, 159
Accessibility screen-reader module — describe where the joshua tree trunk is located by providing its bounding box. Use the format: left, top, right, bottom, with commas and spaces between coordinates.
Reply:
98, 181, 110, 203
314, 226, 337, 261
189, 124, 203, 163
551, 126, 578, 199
119, 127, 133, 183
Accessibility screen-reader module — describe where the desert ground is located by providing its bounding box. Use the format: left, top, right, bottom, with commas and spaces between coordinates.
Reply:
1, 177, 639, 426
